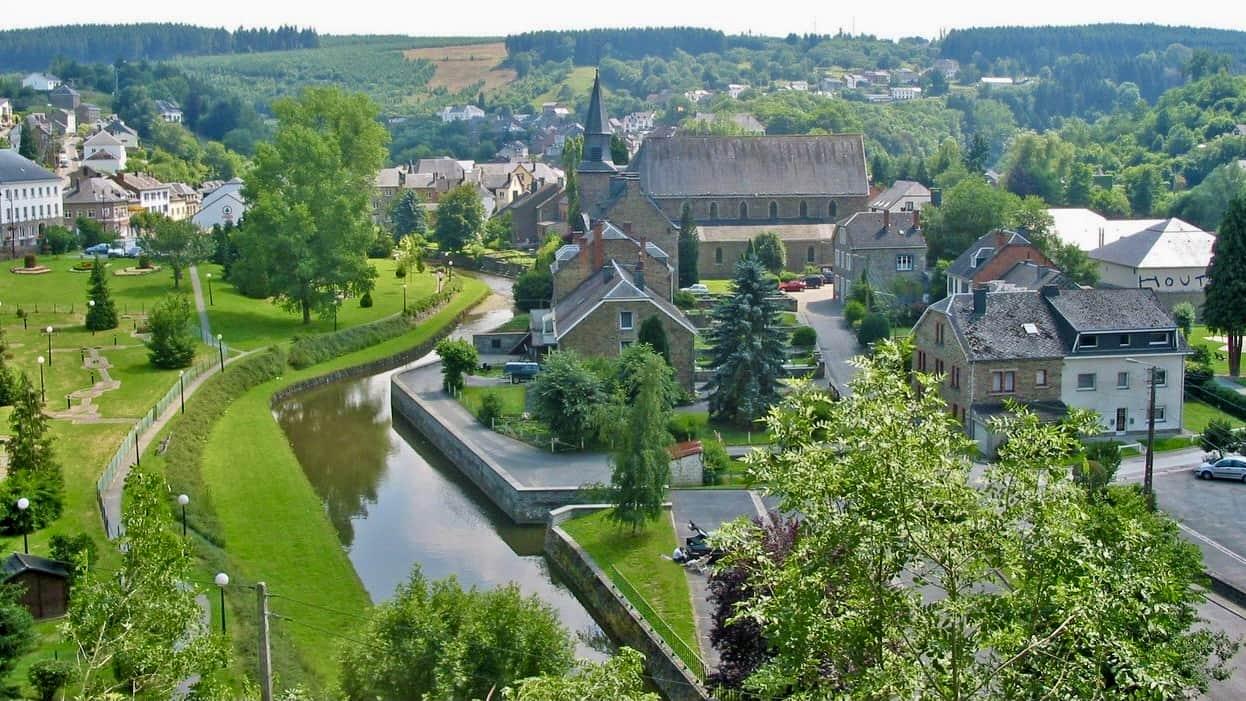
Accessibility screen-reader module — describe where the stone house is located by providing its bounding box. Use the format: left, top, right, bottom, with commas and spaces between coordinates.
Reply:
495, 182, 564, 246
832, 210, 925, 302
697, 223, 834, 279
103, 118, 140, 149
913, 286, 1186, 455
111, 172, 170, 216
75, 102, 101, 126
945, 230, 1054, 296
49, 84, 80, 110
63, 171, 133, 239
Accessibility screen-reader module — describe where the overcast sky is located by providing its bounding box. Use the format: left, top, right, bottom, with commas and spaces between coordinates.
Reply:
5, 0, 1243, 40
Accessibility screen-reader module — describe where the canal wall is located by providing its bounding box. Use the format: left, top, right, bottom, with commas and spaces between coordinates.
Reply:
545, 505, 711, 701
390, 384, 594, 523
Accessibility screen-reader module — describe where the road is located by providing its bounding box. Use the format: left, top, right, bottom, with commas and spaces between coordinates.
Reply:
792, 284, 861, 395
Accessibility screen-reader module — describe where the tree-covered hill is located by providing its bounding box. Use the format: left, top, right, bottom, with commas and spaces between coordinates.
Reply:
0, 23, 319, 71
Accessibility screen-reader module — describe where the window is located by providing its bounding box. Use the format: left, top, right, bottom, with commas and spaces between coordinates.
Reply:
739, 202, 748, 219
491, 338, 502, 349
917, 351, 927, 371
715, 247, 723, 264
1117, 371, 1129, 389
710, 202, 719, 219
806, 246, 816, 263
1151, 368, 1167, 387
829, 201, 838, 218
935, 359, 944, 375
619, 311, 633, 330
589, 146, 602, 161
936, 322, 945, 345
799, 200, 808, 218
1149, 332, 1169, 346
1035, 369, 1048, 387
1118, 334, 1130, 346
896, 254, 913, 272
1151, 405, 1167, 423
1080, 334, 1098, 349
991, 370, 1016, 394
620, 340, 633, 351
769, 201, 778, 219
950, 366, 960, 389
1077, 373, 1097, 390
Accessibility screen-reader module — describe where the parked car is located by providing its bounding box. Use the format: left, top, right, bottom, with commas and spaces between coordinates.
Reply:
106, 246, 125, 258
779, 279, 806, 292
83, 243, 110, 256
123, 245, 143, 258
802, 275, 823, 289
680, 283, 710, 295
503, 361, 541, 384
1195, 454, 1246, 481
820, 267, 835, 283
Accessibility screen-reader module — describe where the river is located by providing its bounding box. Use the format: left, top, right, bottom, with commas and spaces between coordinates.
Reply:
272, 274, 608, 657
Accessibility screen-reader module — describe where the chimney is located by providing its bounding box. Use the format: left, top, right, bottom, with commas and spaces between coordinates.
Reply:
883, 209, 891, 230
633, 253, 646, 291
1041, 284, 1060, 299
912, 208, 920, 230
972, 284, 988, 315
574, 234, 588, 275
623, 221, 633, 235
995, 230, 1006, 247
602, 264, 615, 281
592, 223, 605, 272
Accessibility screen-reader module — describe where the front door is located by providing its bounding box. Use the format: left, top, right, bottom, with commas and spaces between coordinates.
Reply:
1115, 408, 1127, 433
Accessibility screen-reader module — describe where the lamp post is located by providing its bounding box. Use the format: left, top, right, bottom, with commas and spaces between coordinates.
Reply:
36, 356, 45, 404
178, 370, 185, 414
15, 498, 29, 554
214, 572, 229, 634
87, 299, 95, 335
1125, 358, 1159, 507
177, 494, 189, 537
206, 272, 214, 306
447, 259, 453, 281
216, 334, 224, 372
45, 326, 53, 366
402, 283, 407, 313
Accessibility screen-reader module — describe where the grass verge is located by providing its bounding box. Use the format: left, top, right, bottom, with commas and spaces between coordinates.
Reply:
1184, 398, 1244, 433
460, 384, 527, 417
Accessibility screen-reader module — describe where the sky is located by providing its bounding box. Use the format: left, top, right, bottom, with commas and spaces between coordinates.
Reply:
4, 0, 1244, 40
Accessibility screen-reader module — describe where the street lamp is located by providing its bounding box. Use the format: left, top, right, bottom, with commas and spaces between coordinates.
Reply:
177, 494, 189, 537
36, 356, 45, 403
402, 283, 407, 313
216, 334, 224, 372
87, 300, 95, 335
206, 272, 214, 306
447, 259, 453, 280
1125, 358, 1160, 507
15, 498, 29, 554
178, 370, 185, 414
45, 326, 53, 366
214, 572, 229, 634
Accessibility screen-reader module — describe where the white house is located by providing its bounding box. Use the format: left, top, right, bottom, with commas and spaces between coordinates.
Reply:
1089, 218, 1215, 309
727, 84, 750, 99
980, 76, 1015, 86
193, 179, 246, 230
0, 99, 13, 126
0, 149, 63, 251
1047, 208, 1164, 251
112, 173, 171, 216
890, 86, 922, 101
154, 100, 183, 123
21, 73, 60, 91
439, 105, 485, 123
81, 131, 127, 174
103, 119, 140, 149
869, 180, 931, 213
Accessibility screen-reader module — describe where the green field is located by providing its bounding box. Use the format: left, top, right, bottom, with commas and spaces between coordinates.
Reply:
1184, 399, 1244, 433
531, 66, 597, 109
1188, 325, 1232, 376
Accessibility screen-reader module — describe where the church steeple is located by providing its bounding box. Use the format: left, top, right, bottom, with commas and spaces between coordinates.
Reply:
584, 69, 609, 137
578, 69, 614, 172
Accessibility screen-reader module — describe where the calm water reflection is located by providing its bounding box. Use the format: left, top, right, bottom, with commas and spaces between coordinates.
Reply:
275, 293, 607, 657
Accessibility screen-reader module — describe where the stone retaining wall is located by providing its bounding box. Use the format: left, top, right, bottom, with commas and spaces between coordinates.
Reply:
390, 384, 593, 523
545, 505, 710, 701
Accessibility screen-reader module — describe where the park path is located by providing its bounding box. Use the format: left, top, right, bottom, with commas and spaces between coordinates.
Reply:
98, 267, 246, 539
188, 264, 212, 341
46, 347, 131, 423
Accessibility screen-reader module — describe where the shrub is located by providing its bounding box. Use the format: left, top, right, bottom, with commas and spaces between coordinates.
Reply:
1196, 381, 1246, 422
28, 658, 72, 701
857, 312, 891, 347
844, 300, 867, 325
1076, 441, 1122, 493
368, 230, 395, 258
477, 392, 504, 427
138, 253, 153, 269
778, 271, 800, 282
701, 438, 732, 485
790, 326, 817, 347
396, 264, 407, 278
41, 225, 78, 255
1172, 302, 1196, 338
673, 290, 698, 309
146, 295, 196, 369
359, 291, 374, 308
1202, 419, 1240, 455
435, 338, 478, 394
23, 254, 36, 269
667, 412, 704, 441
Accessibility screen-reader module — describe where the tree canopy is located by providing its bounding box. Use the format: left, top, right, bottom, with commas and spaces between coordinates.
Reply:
607, 347, 673, 530
707, 257, 788, 426
434, 184, 485, 253
1204, 196, 1246, 376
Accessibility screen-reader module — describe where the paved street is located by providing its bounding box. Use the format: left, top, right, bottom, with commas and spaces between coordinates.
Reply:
793, 284, 862, 395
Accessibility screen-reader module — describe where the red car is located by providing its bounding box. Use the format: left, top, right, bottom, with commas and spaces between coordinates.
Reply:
779, 279, 806, 292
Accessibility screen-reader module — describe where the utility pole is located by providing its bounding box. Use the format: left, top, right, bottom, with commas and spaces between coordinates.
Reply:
257, 582, 273, 701
1144, 366, 1157, 507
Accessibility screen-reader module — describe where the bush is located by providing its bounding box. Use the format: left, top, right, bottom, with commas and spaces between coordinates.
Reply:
701, 438, 732, 486
1172, 302, 1196, 338
667, 412, 704, 442
1196, 381, 1246, 422
477, 392, 504, 427
1076, 441, 1122, 493
23, 254, 36, 269
435, 338, 478, 394
673, 290, 698, 309
368, 230, 395, 258
146, 295, 196, 369
857, 312, 891, 347
778, 271, 800, 282
513, 268, 552, 312
28, 658, 73, 701
1202, 419, 1240, 455
396, 264, 407, 278
41, 226, 78, 255
844, 300, 867, 325
790, 326, 817, 347
359, 291, 374, 308
138, 253, 153, 269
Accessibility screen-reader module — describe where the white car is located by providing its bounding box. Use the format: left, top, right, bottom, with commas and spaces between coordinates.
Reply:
680, 283, 710, 295
1195, 454, 1246, 481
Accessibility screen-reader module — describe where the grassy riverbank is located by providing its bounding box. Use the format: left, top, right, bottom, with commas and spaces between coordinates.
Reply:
153, 275, 489, 691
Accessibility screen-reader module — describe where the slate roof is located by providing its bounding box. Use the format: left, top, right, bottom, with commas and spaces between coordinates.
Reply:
374, 167, 402, 188
413, 158, 464, 181
585, 70, 609, 136
552, 260, 696, 340
628, 134, 868, 197
1047, 208, 1165, 252
1045, 288, 1176, 333
996, 260, 1077, 291
497, 182, 562, 217
114, 172, 167, 191
869, 180, 930, 210
63, 176, 130, 204
104, 119, 138, 137
0, 149, 58, 184
836, 211, 924, 250
947, 230, 1035, 279
698, 223, 835, 242
936, 291, 1070, 361
84, 130, 122, 147
1, 553, 70, 580
1089, 218, 1214, 269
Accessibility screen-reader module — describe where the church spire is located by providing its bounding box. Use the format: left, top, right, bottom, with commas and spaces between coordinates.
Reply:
578, 68, 614, 171
585, 69, 609, 136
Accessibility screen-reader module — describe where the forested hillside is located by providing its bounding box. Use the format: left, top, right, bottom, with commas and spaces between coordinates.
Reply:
0, 23, 318, 71
505, 27, 727, 63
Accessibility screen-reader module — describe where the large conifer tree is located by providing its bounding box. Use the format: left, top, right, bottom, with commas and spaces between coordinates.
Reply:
707, 257, 788, 425
84, 257, 118, 331
1204, 196, 1246, 376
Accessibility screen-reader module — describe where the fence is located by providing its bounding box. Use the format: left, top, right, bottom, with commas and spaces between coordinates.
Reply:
608, 564, 707, 680
95, 332, 231, 537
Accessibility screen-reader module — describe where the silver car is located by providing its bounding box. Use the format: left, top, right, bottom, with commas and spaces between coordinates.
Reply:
1196, 454, 1246, 481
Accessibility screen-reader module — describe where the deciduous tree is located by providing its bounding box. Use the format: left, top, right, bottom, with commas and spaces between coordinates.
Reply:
139, 215, 214, 289
434, 338, 477, 394
507, 647, 657, 701
434, 184, 485, 253
707, 257, 787, 426
1204, 196, 1246, 376
607, 348, 673, 530
636, 315, 670, 365
0, 584, 34, 689
528, 351, 605, 445
747, 232, 786, 275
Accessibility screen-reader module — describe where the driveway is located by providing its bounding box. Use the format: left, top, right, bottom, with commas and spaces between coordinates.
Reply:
793, 284, 861, 395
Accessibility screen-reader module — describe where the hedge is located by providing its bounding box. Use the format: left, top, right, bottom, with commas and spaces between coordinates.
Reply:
1191, 380, 1246, 422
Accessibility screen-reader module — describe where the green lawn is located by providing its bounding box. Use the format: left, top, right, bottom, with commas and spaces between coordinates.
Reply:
1184, 399, 1244, 433
201, 259, 438, 351
561, 509, 701, 672
1188, 325, 1231, 376
701, 279, 733, 295
671, 410, 770, 446
496, 312, 529, 332
186, 276, 489, 689
460, 384, 526, 417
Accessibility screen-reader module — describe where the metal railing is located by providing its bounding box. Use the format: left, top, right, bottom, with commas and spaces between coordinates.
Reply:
608, 563, 707, 680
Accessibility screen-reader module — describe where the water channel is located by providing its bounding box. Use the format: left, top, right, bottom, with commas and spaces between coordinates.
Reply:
273, 275, 608, 658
